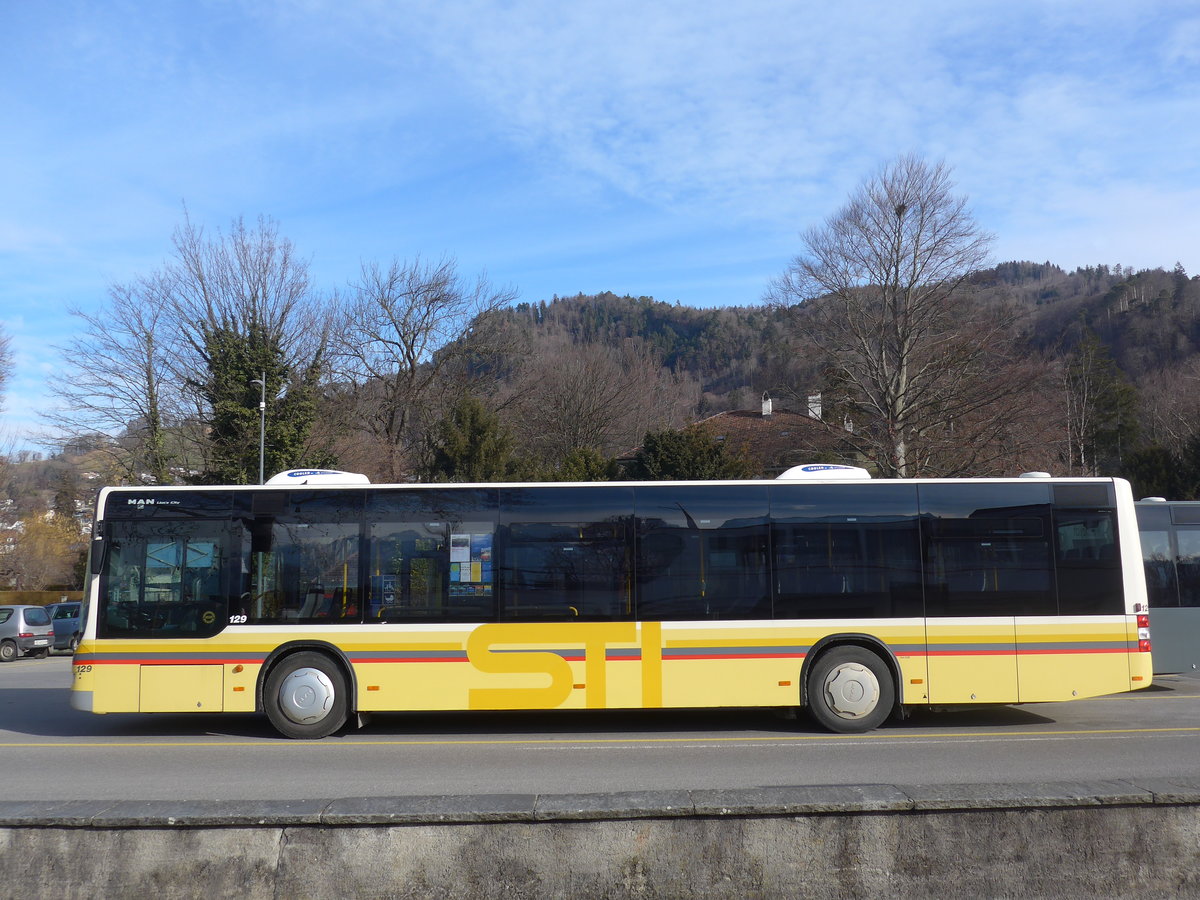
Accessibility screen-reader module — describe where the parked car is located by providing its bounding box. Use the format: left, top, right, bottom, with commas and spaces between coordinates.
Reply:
0, 605, 54, 661
45, 601, 82, 652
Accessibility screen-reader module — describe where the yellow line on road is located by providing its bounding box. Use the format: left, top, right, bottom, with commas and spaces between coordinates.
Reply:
1, 726, 1198, 749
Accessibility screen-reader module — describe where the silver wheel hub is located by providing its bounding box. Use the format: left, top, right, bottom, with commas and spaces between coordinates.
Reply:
822, 662, 880, 719
278, 667, 335, 725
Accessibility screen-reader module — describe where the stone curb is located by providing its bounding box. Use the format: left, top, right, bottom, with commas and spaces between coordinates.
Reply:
3, 779, 1199, 829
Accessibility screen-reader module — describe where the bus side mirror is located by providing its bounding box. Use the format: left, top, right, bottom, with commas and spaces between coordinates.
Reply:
90, 537, 105, 576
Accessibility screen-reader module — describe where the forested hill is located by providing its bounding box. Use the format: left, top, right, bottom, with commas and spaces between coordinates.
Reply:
11, 234, 1197, 591
979, 261, 1199, 378
7, 260, 1200, 524
496, 292, 793, 404
492, 261, 1200, 402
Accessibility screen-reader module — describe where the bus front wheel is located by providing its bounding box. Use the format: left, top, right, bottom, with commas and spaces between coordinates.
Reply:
264, 652, 349, 739
806, 646, 894, 734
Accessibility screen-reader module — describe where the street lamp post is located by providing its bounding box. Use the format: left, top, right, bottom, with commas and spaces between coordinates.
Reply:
248, 373, 267, 616
250, 372, 266, 485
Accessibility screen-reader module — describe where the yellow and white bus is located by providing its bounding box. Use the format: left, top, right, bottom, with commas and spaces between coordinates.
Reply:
70, 465, 1153, 738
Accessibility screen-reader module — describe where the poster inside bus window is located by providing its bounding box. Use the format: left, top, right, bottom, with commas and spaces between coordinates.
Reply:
450, 531, 493, 597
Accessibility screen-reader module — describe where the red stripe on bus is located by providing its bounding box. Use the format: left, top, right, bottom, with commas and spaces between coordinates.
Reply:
665, 653, 806, 661
352, 657, 466, 664
925, 648, 1131, 656
86, 659, 268, 665
1014, 647, 1131, 655
81, 647, 1135, 666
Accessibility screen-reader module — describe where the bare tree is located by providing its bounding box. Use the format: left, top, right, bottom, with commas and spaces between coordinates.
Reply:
44, 280, 185, 484
1136, 360, 1200, 455
0, 323, 11, 412
167, 214, 335, 482
504, 336, 695, 466
2, 514, 83, 590
169, 214, 327, 377
330, 256, 516, 482
1061, 331, 1138, 475
0, 326, 13, 499
45, 213, 334, 485
768, 154, 1042, 476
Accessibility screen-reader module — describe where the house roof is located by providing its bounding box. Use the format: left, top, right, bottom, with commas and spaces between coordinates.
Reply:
691, 407, 852, 475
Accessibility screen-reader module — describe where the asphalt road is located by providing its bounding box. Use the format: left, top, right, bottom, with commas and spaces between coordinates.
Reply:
2, 655, 1197, 802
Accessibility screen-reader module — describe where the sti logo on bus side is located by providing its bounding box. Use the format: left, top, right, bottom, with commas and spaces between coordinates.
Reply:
466, 622, 664, 710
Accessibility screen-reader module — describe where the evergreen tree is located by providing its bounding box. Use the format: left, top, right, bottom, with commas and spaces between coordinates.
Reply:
423, 395, 520, 483
1123, 435, 1200, 501
52, 467, 81, 517
555, 447, 621, 482
1173, 262, 1189, 304
1120, 446, 1191, 500
195, 323, 332, 484
630, 427, 754, 480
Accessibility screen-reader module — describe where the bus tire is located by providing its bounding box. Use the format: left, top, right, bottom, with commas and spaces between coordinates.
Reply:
0, 640, 16, 662
264, 651, 349, 739
807, 645, 894, 734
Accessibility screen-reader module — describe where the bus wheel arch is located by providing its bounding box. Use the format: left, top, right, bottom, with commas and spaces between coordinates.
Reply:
801, 637, 900, 733
258, 643, 356, 739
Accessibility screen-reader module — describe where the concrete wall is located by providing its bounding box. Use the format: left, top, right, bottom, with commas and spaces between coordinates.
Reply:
3, 780, 1199, 898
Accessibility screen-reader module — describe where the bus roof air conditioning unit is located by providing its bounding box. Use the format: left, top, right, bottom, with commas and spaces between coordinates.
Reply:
265, 469, 371, 485
776, 464, 871, 481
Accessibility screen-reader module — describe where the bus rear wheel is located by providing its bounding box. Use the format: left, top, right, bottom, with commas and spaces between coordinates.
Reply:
264, 652, 349, 739
806, 646, 894, 734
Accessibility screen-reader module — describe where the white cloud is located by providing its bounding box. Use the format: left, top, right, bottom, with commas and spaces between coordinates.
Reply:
3, 0, 1199, 451
338, 0, 1200, 237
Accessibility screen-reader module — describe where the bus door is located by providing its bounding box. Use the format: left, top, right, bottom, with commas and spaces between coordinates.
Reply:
923, 533, 1019, 704
920, 484, 1057, 703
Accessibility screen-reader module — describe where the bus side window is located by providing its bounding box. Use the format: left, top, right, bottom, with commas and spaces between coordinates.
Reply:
635, 484, 769, 620
1139, 528, 1178, 607
243, 492, 364, 624
500, 487, 633, 621
772, 483, 922, 620
920, 483, 1056, 617
1174, 527, 1200, 607
1055, 508, 1122, 615
367, 488, 497, 623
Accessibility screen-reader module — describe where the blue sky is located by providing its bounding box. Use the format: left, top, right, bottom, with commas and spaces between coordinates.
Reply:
2, 0, 1199, 450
